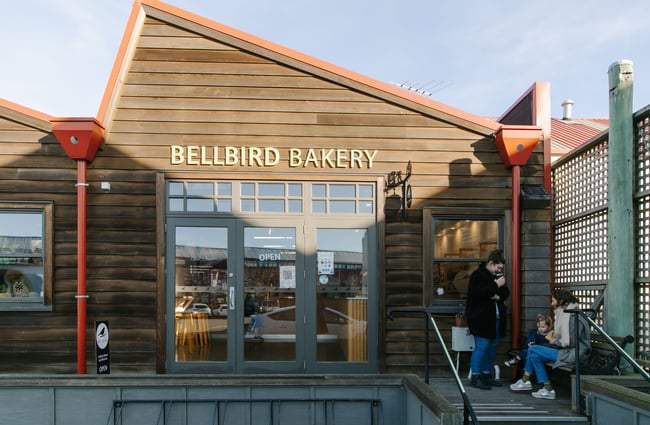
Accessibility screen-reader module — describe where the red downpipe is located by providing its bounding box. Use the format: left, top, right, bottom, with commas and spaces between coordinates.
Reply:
511, 165, 521, 351
51, 117, 104, 375
76, 160, 88, 374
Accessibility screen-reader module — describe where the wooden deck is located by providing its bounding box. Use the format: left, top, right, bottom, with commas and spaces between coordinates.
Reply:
428, 377, 588, 424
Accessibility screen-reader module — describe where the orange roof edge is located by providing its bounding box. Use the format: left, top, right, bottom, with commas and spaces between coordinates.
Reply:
96, 0, 143, 121
0, 97, 54, 125
99, 0, 500, 134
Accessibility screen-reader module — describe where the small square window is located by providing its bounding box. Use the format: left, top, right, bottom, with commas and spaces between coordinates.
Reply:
217, 182, 232, 196
169, 182, 184, 196
0, 203, 53, 311
312, 200, 327, 213
312, 184, 326, 198
241, 183, 255, 197
241, 199, 255, 212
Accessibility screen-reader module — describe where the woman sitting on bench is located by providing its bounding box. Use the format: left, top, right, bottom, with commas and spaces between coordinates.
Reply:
510, 289, 591, 400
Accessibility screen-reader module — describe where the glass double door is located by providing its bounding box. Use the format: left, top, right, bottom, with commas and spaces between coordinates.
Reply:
167, 218, 374, 373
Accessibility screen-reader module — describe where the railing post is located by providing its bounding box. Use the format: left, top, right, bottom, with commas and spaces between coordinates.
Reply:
387, 309, 480, 425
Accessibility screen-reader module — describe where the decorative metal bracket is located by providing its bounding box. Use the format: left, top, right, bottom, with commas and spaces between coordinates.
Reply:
384, 161, 412, 217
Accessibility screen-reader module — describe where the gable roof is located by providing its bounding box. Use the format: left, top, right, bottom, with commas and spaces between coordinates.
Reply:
98, 0, 500, 136
551, 117, 608, 155
0, 98, 53, 132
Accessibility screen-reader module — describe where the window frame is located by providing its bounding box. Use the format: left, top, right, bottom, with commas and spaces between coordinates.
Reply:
0, 201, 53, 311
423, 207, 506, 313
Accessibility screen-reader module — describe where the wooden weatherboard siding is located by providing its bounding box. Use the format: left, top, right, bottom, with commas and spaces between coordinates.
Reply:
0, 109, 158, 373
0, 5, 547, 375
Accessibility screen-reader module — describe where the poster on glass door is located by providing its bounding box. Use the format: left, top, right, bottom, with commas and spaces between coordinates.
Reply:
318, 251, 334, 275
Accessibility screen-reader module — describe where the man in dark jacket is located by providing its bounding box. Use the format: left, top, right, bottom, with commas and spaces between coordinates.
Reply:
465, 249, 509, 390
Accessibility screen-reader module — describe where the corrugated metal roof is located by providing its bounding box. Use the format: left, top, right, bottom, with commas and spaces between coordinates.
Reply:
551, 118, 608, 153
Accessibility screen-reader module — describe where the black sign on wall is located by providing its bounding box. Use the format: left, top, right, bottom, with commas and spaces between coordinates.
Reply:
95, 321, 110, 374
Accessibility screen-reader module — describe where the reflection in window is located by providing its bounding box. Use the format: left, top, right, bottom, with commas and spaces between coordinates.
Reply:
174, 226, 229, 362
311, 183, 374, 215
316, 228, 368, 362
0, 203, 52, 309
431, 218, 500, 302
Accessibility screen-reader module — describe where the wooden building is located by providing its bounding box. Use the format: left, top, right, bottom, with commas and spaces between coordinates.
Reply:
0, 0, 549, 375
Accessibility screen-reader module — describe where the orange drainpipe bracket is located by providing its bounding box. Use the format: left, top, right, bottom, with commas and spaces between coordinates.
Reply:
494, 125, 542, 168
51, 118, 104, 375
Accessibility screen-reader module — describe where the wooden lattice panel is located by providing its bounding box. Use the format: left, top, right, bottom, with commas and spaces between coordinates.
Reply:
552, 140, 608, 223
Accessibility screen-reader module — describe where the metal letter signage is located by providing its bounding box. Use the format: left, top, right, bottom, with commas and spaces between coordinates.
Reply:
170, 146, 377, 169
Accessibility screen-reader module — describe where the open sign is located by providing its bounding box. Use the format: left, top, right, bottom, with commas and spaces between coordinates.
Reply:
259, 253, 281, 262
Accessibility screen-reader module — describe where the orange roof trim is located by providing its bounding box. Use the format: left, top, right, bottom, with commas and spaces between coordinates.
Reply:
0, 97, 54, 126
98, 0, 500, 134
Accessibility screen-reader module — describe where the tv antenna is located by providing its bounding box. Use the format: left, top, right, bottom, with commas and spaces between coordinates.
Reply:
392, 80, 453, 97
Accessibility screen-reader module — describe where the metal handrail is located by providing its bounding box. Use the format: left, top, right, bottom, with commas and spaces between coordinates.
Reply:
387, 309, 480, 425
566, 308, 650, 414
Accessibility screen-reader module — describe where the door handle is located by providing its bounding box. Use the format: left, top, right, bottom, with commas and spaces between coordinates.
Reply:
229, 286, 235, 310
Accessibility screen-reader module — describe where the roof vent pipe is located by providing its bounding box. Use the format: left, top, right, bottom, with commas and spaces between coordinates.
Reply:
561, 99, 575, 120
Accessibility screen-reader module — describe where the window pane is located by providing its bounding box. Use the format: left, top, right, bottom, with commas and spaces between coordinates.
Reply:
312, 200, 326, 213
259, 183, 284, 197
169, 199, 184, 211
187, 182, 213, 196
288, 199, 302, 213
330, 200, 355, 213
169, 182, 184, 196
313, 184, 326, 197
358, 185, 373, 198
241, 183, 255, 197
241, 199, 255, 212
433, 261, 480, 300
259, 199, 285, 212
217, 182, 232, 196
358, 201, 373, 214
244, 227, 296, 361
316, 228, 368, 362
0, 213, 42, 244
0, 210, 45, 301
288, 183, 302, 197
329, 185, 355, 198
187, 199, 214, 212
431, 217, 500, 304
217, 199, 231, 212
434, 219, 498, 259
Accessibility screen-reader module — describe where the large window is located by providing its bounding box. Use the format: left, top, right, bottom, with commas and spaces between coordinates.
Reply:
0, 202, 52, 310
424, 209, 504, 311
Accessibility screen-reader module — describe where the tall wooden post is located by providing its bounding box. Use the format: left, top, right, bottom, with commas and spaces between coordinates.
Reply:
606, 60, 634, 341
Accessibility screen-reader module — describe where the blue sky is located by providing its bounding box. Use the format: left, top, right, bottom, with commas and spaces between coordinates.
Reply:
2, 0, 649, 120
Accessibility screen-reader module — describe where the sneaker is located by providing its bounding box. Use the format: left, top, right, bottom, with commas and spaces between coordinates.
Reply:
509, 379, 533, 391
532, 388, 556, 400
504, 358, 519, 367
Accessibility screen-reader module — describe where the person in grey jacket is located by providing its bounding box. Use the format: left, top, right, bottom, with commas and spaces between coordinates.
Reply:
510, 289, 591, 400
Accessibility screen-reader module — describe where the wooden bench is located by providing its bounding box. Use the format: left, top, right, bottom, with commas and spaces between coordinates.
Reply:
553, 334, 635, 375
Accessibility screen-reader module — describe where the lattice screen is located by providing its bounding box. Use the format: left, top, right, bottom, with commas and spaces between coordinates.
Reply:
552, 139, 609, 291
552, 107, 650, 362
635, 111, 650, 361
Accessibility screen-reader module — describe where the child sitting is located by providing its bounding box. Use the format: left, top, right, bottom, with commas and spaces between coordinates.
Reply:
504, 314, 553, 367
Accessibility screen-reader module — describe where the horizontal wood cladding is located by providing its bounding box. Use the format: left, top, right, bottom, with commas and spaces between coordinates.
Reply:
0, 117, 159, 373
0, 15, 549, 375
